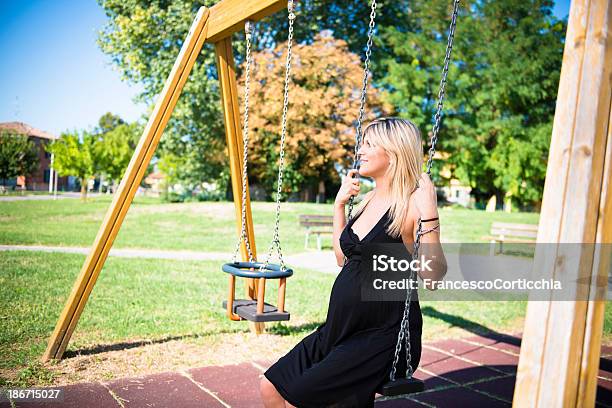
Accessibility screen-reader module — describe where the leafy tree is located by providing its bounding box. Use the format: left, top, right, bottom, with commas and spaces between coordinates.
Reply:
98, 0, 226, 191
244, 32, 390, 197
378, 0, 564, 208
95, 122, 141, 191
0, 131, 38, 187
97, 112, 126, 134
47, 131, 99, 201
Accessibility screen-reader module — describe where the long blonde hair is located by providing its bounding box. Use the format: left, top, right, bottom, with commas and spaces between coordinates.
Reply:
353, 117, 423, 238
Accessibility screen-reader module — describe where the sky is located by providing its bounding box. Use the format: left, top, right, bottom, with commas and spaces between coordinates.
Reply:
0, 0, 572, 137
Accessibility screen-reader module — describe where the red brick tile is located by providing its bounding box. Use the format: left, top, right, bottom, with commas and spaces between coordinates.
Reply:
375, 396, 430, 407
412, 385, 511, 407
459, 347, 518, 374
461, 333, 501, 346
469, 375, 516, 402
413, 370, 456, 390
430, 339, 484, 356
425, 356, 502, 385
7, 383, 119, 408
189, 362, 263, 407
106, 372, 223, 408
420, 348, 453, 366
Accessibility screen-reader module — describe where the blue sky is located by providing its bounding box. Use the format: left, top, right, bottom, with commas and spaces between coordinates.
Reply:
0, 0, 571, 136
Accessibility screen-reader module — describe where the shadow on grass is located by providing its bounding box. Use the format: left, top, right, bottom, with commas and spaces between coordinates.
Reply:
63, 328, 243, 358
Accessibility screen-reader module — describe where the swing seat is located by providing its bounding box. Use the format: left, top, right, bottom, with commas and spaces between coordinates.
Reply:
222, 299, 290, 322
378, 377, 425, 396
222, 261, 293, 279
222, 261, 292, 322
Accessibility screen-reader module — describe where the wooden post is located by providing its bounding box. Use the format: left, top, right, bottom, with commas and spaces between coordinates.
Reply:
513, 0, 612, 406
215, 37, 265, 334
42, 8, 211, 361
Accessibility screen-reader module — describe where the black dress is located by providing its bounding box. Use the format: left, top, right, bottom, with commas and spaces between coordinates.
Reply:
264, 207, 423, 408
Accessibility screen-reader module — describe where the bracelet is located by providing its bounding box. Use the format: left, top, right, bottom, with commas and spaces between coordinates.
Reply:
419, 223, 440, 236
421, 217, 439, 223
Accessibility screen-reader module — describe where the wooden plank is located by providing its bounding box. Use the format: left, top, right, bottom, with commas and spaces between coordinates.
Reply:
42, 7, 211, 362
514, 0, 612, 405
206, 0, 287, 43
512, 0, 589, 401
577, 52, 612, 406
214, 37, 264, 334
577, 102, 612, 407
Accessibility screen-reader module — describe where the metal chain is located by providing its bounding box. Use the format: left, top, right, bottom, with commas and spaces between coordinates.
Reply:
232, 21, 255, 263
261, 0, 296, 272
347, 0, 377, 221
390, 0, 461, 383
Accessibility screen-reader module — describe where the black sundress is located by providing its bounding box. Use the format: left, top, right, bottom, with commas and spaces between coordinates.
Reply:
264, 207, 423, 407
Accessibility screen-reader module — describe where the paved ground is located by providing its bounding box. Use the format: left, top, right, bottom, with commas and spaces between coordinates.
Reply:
1, 331, 611, 407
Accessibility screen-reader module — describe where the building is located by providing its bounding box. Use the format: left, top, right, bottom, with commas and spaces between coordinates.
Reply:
0, 121, 69, 191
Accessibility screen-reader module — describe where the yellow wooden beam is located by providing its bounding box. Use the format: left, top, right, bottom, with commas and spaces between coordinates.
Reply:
206, 0, 287, 43
42, 7, 211, 361
513, 0, 612, 405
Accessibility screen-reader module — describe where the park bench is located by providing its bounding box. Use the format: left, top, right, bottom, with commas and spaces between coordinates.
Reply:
299, 214, 334, 250
484, 222, 538, 256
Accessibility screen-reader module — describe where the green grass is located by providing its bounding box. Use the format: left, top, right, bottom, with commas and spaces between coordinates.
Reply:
0, 196, 539, 253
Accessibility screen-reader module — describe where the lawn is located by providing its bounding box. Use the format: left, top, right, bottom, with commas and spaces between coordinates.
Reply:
0, 195, 539, 252
1, 197, 608, 388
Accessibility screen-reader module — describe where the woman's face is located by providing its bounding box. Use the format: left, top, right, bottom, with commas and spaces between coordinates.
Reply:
357, 134, 390, 178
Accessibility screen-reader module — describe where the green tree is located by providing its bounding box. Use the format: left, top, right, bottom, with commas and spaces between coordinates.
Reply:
47, 131, 99, 201
379, 0, 564, 208
97, 112, 126, 134
0, 131, 38, 187
95, 122, 141, 191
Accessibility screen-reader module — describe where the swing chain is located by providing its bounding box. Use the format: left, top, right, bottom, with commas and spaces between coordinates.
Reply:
390, 0, 460, 383
347, 0, 377, 221
261, 0, 296, 272
233, 20, 255, 264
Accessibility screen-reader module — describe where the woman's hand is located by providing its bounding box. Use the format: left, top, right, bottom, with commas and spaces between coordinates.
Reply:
413, 173, 438, 219
335, 169, 360, 206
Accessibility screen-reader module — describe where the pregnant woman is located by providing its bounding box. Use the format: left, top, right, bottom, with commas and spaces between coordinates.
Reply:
260, 117, 447, 407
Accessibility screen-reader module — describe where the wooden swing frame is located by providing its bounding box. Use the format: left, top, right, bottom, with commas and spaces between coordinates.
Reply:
42, 0, 611, 406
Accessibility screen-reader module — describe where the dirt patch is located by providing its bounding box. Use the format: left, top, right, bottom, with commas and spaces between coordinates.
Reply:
39, 331, 302, 386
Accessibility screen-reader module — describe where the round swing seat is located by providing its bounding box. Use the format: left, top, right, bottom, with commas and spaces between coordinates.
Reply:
221, 261, 293, 279
378, 377, 425, 397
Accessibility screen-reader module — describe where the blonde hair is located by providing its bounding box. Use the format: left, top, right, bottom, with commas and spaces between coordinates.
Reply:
353, 117, 423, 238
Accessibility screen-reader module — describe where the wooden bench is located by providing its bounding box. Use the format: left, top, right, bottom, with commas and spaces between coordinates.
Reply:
299, 214, 334, 250
484, 222, 538, 255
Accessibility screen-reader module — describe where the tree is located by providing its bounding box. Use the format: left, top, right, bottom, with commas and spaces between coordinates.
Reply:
47, 131, 99, 201
98, 0, 226, 191
95, 122, 141, 192
0, 131, 38, 187
243, 32, 390, 197
378, 0, 564, 208
97, 112, 126, 134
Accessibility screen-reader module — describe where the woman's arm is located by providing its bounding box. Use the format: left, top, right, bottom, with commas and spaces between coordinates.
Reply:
332, 169, 363, 267
402, 186, 447, 290
332, 202, 347, 267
